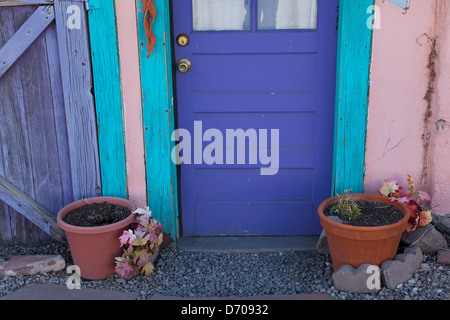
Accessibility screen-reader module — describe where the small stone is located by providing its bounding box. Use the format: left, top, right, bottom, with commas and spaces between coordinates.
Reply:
436, 249, 450, 265
316, 229, 329, 255
401, 225, 447, 254
332, 263, 381, 293
420, 263, 431, 270
431, 212, 450, 235
0, 255, 65, 276
381, 247, 423, 289
328, 216, 343, 224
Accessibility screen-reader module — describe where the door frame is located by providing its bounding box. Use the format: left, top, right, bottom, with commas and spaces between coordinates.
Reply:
132, 0, 374, 239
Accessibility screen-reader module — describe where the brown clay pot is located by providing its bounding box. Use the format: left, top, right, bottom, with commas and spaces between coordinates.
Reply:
57, 197, 136, 280
318, 193, 410, 271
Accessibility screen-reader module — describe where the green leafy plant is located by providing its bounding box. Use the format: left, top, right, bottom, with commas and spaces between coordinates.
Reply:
329, 190, 361, 221
115, 207, 163, 278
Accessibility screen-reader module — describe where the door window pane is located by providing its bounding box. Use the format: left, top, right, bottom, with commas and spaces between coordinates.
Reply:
258, 0, 317, 30
193, 0, 251, 31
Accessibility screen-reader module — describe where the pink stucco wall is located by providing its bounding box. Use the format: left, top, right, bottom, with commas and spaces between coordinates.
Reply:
365, 0, 450, 213
429, 1, 450, 214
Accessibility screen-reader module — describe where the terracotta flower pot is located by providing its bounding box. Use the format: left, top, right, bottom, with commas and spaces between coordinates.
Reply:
57, 197, 137, 280
318, 193, 410, 271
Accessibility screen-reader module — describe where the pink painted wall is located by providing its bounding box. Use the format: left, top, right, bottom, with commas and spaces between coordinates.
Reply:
365, 0, 450, 213
115, 0, 147, 208
429, 1, 450, 214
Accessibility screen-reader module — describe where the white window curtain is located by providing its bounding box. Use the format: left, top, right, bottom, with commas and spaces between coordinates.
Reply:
192, 0, 317, 31
258, 0, 317, 30
193, 0, 251, 31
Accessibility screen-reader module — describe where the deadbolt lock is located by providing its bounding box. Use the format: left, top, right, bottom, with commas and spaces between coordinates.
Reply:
177, 58, 192, 73
176, 33, 190, 47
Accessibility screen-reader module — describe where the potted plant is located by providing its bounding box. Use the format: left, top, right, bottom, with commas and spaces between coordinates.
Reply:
56, 197, 137, 280
318, 175, 433, 271
318, 191, 410, 271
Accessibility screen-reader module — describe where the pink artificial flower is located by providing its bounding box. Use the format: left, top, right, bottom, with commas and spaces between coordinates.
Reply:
418, 191, 431, 202
390, 196, 410, 204
419, 210, 432, 227
139, 216, 150, 229
133, 250, 152, 266
398, 186, 412, 199
378, 179, 399, 197
115, 259, 134, 278
119, 229, 136, 247
147, 228, 160, 244
407, 214, 420, 233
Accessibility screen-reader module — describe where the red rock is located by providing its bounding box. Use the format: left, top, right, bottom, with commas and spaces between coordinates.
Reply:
0, 255, 65, 276
437, 249, 450, 265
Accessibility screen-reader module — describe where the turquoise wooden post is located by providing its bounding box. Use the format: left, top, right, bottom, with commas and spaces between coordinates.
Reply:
332, 0, 374, 196
136, 0, 179, 239
87, 0, 127, 198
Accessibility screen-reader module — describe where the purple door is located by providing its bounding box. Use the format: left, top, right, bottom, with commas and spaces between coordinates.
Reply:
172, 0, 338, 236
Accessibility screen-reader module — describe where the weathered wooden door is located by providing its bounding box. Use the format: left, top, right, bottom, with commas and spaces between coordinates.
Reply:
173, 0, 338, 236
0, 1, 100, 244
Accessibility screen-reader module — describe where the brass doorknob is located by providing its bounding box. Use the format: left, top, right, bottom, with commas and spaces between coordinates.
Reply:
177, 58, 192, 73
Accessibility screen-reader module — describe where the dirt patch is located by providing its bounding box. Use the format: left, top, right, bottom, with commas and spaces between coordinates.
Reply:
324, 200, 404, 227
62, 202, 132, 227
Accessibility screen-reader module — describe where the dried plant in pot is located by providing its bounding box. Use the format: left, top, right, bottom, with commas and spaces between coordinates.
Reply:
56, 197, 137, 280
317, 192, 410, 271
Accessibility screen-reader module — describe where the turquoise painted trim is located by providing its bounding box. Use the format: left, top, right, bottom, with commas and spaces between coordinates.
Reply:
136, 0, 179, 239
332, 0, 374, 196
87, 0, 127, 198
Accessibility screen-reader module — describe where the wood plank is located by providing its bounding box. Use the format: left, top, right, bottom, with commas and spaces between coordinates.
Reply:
0, 6, 68, 244
0, 0, 53, 7
54, 0, 102, 201
136, 0, 179, 239
0, 5, 54, 78
44, 22, 73, 207
332, 0, 374, 195
0, 202, 13, 244
9, 5, 64, 241
0, 175, 66, 242
87, 0, 127, 198
13, 5, 65, 214
0, 6, 36, 244
0, 5, 35, 200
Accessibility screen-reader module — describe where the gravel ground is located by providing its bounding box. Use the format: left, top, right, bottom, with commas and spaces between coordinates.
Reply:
0, 241, 448, 300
